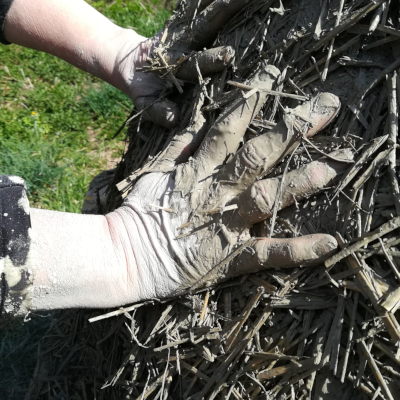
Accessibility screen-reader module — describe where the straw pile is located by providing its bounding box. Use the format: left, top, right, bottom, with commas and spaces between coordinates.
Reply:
26, 0, 400, 399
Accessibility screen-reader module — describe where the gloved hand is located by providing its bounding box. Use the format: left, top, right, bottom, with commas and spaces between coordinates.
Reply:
115, 0, 250, 128
105, 65, 351, 303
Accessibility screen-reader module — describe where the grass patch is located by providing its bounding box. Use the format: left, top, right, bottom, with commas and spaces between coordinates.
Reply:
93, 0, 172, 36
83, 82, 132, 121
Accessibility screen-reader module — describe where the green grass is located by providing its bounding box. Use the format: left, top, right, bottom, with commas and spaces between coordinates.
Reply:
0, 0, 172, 212
0, 2, 172, 399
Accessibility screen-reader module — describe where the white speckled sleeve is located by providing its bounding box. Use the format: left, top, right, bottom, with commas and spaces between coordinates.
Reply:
0, 175, 34, 320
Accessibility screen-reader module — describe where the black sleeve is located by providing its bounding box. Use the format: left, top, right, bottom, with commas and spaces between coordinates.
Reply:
0, 176, 33, 320
0, 0, 14, 45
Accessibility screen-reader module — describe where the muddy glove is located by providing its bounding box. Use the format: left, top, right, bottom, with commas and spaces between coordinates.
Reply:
117, 0, 250, 128
105, 65, 351, 302
28, 65, 350, 312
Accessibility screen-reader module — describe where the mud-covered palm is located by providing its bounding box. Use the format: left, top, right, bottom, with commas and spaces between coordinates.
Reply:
107, 64, 352, 301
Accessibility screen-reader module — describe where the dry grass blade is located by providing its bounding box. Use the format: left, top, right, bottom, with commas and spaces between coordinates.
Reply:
331, 135, 388, 200
295, 0, 387, 63
387, 72, 400, 215
227, 80, 308, 100
325, 217, 400, 268
321, 0, 345, 81
269, 144, 299, 238
359, 340, 395, 400
340, 291, 359, 383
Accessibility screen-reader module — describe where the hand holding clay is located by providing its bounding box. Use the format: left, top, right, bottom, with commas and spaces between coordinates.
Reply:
106, 64, 353, 303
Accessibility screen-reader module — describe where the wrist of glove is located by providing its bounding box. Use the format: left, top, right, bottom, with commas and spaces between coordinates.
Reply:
106, 173, 184, 302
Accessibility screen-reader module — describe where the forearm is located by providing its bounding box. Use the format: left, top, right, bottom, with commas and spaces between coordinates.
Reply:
3, 0, 145, 92
0, 174, 177, 316
30, 208, 131, 310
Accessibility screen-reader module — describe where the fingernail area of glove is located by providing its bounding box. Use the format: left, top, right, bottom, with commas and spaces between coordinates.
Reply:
311, 235, 338, 259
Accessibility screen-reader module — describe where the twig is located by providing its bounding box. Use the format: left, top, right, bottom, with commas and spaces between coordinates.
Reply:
326, 217, 400, 268
379, 238, 400, 280
293, 35, 360, 83
374, 339, 400, 367
199, 291, 210, 322
154, 48, 184, 94
321, 0, 345, 81
375, 23, 400, 38
331, 135, 388, 200
333, 233, 400, 343
364, 35, 399, 50
359, 340, 395, 400
224, 287, 265, 350
387, 72, 400, 215
330, 288, 347, 376
301, 135, 354, 163
357, 57, 400, 103
295, 0, 386, 63
269, 144, 299, 238
89, 302, 151, 323
227, 80, 308, 100
356, 337, 373, 388
352, 149, 391, 192
340, 292, 359, 382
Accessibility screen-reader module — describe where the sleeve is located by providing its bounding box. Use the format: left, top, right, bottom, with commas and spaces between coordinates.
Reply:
0, 0, 14, 45
0, 175, 34, 320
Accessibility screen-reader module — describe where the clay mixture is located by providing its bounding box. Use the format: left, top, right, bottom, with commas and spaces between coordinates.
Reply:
26, 0, 400, 399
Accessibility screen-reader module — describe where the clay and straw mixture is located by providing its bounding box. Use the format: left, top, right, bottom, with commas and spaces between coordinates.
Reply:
26, 0, 400, 399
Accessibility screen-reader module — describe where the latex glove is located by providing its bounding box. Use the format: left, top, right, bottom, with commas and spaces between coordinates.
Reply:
105, 65, 351, 303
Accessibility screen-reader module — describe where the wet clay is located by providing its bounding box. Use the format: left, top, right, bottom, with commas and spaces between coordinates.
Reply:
175, 64, 280, 195
176, 46, 235, 82
202, 92, 341, 211
238, 149, 354, 224
155, 82, 349, 292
